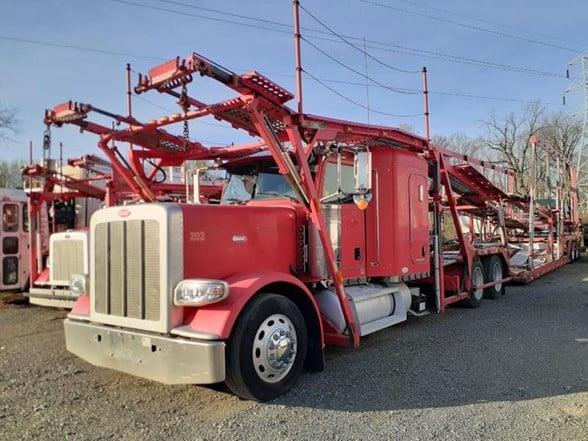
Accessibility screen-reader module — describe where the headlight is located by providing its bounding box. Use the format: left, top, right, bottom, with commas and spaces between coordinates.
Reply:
173, 279, 229, 306
70, 274, 89, 295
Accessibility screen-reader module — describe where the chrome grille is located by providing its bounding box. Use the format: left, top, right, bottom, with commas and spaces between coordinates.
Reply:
94, 220, 160, 321
51, 239, 85, 284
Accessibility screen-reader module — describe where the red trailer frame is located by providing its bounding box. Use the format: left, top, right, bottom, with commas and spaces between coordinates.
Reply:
47, 50, 582, 400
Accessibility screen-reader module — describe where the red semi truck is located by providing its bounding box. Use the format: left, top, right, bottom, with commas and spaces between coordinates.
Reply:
47, 53, 582, 400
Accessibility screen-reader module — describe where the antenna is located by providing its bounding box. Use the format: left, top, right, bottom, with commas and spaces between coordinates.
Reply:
363, 37, 370, 126
292, 0, 304, 114
126, 63, 134, 151
422, 67, 430, 145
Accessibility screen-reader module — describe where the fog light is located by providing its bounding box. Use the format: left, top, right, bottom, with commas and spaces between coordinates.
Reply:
70, 274, 89, 295
173, 279, 229, 306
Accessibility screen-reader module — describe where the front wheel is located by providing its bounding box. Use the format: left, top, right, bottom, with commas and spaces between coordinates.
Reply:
225, 293, 307, 401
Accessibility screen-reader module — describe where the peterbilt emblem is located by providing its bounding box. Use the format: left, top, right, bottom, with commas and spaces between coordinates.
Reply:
118, 208, 130, 218
232, 235, 248, 243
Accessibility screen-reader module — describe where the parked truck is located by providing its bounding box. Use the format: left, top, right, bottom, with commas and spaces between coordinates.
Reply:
22, 154, 112, 307
46, 53, 582, 401
0, 188, 30, 291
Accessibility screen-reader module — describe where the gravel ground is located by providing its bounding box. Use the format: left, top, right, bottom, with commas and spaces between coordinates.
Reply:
1, 259, 587, 441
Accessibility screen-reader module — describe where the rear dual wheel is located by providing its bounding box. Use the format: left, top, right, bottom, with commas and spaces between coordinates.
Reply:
482, 255, 505, 299
571, 245, 581, 262
462, 260, 485, 308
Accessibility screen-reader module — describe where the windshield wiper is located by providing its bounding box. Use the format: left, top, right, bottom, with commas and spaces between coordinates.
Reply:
223, 198, 248, 205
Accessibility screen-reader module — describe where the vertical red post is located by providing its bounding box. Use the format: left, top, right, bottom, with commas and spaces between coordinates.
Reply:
528, 136, 538, 268
570, 165, 579, 224
292, 0, 304, 115
27, 141, 36, 289
431, 149, 445, 313
59, 142, 63, 197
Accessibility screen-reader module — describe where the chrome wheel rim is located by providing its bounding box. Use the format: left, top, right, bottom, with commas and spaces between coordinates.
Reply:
493, 261, 503, 292
472, 266, 484, 301
252, 314, 297, 384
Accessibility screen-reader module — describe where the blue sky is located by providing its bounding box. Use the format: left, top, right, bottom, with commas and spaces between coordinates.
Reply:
0, 0, 586, 161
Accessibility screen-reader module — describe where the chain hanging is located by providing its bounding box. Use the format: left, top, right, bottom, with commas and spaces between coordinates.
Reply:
42, 124, 52, 161
179, 82, 190, 150
43, 124, 51, 151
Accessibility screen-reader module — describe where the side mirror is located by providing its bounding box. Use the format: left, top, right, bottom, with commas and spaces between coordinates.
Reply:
353, 150, 372, 194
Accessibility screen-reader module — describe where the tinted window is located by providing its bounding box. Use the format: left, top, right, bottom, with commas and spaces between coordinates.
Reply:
3, 237, 18, 254
2, 203, 19, 232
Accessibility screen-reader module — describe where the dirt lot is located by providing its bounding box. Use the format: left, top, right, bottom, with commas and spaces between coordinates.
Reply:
1, 260, 587, 441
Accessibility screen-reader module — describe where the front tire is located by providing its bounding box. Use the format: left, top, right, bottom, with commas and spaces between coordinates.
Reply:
225, 293, 307, 401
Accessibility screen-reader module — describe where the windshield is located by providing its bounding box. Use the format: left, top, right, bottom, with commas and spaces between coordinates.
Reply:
221, 172, 299, 204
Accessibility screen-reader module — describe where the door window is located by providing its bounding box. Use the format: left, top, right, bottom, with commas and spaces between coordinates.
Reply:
2, 256, 18, 285
3, 237, 19, 254
2, 203, 19, 232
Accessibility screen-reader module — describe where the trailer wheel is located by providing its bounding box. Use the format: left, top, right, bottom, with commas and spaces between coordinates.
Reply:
462, 260, 485, 308
573, 246, 581, 262
225, 293, 307, 401
482, 255, 505, 299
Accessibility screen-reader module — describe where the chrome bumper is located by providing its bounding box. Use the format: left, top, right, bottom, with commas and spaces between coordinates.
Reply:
64, 319, 225, 384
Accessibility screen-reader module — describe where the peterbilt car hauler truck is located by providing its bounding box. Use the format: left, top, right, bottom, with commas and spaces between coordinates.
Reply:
23, 154, 112, 307
44, 53, 582, 401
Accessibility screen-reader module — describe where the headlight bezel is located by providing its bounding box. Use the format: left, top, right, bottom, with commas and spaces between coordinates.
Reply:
70, 273, 89, 295
173, 279, 229, 307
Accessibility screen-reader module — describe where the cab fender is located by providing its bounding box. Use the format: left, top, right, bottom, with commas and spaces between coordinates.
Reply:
182, 270, 324, 372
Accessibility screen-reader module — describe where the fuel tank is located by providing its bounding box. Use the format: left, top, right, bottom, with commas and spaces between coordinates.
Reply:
181, 204, 299, 279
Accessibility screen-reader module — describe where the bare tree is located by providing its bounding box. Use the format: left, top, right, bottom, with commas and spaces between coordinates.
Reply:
0, 104, 17, 141
481, 103, 546, 193
0, 104, 23, 188
432, 132, 486, 158
0, 160, 25, 188
539, 111, 582, 160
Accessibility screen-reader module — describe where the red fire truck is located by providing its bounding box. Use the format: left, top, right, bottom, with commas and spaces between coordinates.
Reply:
45, 53, 582, 401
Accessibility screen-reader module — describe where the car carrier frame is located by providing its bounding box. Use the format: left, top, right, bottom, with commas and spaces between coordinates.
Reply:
41, 47, 582, 400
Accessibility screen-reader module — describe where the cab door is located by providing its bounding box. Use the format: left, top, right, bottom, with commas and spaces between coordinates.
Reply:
1, 202, 22, 290
321, 160, 366, 279
409, 174, 429, 264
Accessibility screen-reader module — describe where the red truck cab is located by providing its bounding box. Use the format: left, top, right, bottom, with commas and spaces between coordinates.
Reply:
65, 147, 432, 400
